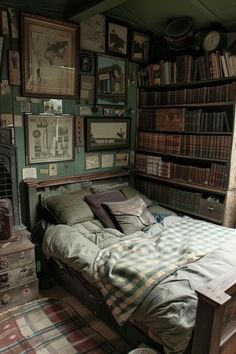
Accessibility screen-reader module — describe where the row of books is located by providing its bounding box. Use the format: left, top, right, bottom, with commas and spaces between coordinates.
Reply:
135, 178, 201, 213
135, 153, 227, 189
139, 109, 231, 132
139, 82, 236, 105
137, 52, 236, 87
137, 132, 232, 160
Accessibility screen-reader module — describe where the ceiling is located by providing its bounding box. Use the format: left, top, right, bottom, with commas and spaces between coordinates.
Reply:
0, 0, 236, 36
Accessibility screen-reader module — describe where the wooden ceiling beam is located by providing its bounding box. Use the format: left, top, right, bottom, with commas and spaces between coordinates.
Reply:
65, 0, 127, 22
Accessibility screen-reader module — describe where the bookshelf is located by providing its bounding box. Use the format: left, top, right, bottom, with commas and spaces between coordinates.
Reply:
135, 70, 236, 227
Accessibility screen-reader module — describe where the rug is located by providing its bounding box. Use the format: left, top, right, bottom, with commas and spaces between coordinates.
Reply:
0, 298, 131, 354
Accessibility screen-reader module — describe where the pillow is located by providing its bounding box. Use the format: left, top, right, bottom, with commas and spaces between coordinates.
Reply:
42, 189, 94, 225
103, 195, 156, 235
85, 189, 126, 228
148, 202, 177, 222
119, 186, 152, 207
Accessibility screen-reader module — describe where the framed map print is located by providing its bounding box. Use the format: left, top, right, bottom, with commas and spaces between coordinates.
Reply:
22, 13, 78, 98
25, 114, 74, 164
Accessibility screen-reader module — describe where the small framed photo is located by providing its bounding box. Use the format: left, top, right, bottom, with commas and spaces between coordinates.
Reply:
106, 18, 128, 57
131, 30, 151, 63
8, 50, 21, 86
103, 107, 115, 116
80, 51, 95, 74
80, 75, 95, 105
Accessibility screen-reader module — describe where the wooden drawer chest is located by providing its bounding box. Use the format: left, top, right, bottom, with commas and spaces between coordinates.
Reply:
0, 230, 38, 311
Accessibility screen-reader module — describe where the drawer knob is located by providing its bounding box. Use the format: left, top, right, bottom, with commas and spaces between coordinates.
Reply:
1, 294, 10, 305
208, 207, 215, 211
0, 257, 8, 270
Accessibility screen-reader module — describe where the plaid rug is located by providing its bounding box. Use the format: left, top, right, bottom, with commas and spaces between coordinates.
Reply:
0, 298, 131, 354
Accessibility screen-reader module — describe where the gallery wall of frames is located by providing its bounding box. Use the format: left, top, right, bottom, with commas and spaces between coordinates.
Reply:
0, 7, 151, 224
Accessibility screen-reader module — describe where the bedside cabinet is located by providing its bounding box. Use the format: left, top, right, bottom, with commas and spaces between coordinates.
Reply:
0, 229, 38, 312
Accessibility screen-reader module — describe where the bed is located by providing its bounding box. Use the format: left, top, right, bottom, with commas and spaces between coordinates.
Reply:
24, 171, 236, 354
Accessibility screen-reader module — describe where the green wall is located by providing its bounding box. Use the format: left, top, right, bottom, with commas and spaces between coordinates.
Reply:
0, 7, 137, 225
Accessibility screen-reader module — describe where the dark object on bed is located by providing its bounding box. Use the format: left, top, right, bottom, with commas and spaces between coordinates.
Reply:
24, 171, 236, 354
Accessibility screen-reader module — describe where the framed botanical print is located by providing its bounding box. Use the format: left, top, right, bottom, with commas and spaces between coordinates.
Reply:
96, 54, 127, 106
25, 114, 74, 164
85, 117, 130, 152
106, 18, 128, 57
131, 30, 151, 63
22, 13, 78, 98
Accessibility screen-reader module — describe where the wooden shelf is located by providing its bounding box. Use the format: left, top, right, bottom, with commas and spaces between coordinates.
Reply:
136, 149, 230, 163
139, 76, 236, 90
138, 129, 232, 135
158, 202, 223, 224
139, 102, 236, 109
135, 172, 227, 195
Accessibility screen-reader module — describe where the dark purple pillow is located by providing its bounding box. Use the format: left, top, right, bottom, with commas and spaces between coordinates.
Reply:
85, 190, 126, 228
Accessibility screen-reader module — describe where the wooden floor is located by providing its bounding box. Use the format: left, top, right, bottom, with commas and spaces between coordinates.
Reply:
39, 280, 133, 353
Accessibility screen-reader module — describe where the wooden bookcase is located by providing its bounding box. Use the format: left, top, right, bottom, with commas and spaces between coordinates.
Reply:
135, 75, 236, 227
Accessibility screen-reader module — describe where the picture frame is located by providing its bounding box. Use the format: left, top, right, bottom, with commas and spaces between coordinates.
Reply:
80, 75, 95, 105
25, 114, 74, 164
85, 117, 130, 152
106, 18, 128, 57
8, 50, 21, 86
96, 54, 127, 106
80, 51, 95, 74
21, 13, 78, 98
103, 106, 115, 116
80, 14, 105, 53
131, 30, 151, 63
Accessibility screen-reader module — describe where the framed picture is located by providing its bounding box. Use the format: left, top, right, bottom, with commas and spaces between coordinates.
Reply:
22, 13, 78, 98
80, 51, 95, 74
80, 75, 95, 105
85, 117, 130, 152
80, 14, 105, 53
103, 107, 115, 116
106, 18, 128, 56
8, 50, 21, 86
96, 54, 127, 106
25, 114, 74, 164
131, 30, 151, 63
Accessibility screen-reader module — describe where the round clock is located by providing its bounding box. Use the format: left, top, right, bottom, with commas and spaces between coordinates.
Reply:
202, 30, 223, 52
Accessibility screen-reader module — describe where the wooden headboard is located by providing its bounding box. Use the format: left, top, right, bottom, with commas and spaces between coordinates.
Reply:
24, 170, 130, 230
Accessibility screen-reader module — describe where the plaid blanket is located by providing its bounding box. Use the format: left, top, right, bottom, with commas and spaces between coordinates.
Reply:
93, 216, 236, 325
0, 298, 130, 354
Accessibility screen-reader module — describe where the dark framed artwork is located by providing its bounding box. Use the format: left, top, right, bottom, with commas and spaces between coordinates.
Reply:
80, 51, 95, 74
25, 114, 74, 164
96, 54, 127, 106
22, 13, 78, 98
85, 117, 130, 152
131, 30, 151, 63
106, 18, 128, 57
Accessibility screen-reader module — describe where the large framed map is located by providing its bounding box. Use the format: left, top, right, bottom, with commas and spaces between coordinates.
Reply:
22, 14, 78, 98
25, 114, 74, 164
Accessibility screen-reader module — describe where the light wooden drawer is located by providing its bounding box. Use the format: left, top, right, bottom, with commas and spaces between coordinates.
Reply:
0, 263, 36, 289
0, 280, 38, 312
198, 199, 224, 222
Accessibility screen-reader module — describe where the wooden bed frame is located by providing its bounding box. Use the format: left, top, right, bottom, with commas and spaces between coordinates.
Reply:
24, 171, 236, 354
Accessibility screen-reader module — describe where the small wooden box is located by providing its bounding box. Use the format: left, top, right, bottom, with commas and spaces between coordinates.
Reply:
155, 108, 185, 131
